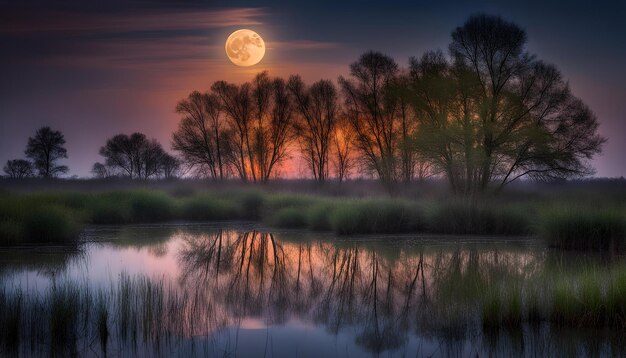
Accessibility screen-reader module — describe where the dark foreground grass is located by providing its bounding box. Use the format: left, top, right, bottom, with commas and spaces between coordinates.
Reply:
541, 207, 626, 250
4, 265, 626, 356
0, 188, 623, 248
480, 267, 626, 330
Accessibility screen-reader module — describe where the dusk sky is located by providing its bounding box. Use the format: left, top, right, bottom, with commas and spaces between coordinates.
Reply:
1, 0, 625, 178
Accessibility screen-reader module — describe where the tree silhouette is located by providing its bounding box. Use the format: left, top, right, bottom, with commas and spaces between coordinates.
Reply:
167, 15, 604, 191
3, 159, 34, 178
90, 162, 110, 179
99, 133, 175, 179
288, 76, 339, 183
211, 72, 294, 182
173, 91, 232, 179
24, 126, 69, 178
339, 51, 401, 188
252, 72, 294, 181
409, 14, 605, 194
332, 116, 354, 182
211, 80, 255, 181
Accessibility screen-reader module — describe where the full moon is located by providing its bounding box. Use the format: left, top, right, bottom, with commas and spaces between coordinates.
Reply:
225, 29, 266, 67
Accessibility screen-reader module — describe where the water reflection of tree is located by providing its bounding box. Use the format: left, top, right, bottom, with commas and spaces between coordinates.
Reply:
176, 231, 546, 355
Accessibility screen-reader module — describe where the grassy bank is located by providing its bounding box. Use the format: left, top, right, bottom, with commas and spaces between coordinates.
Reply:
0, 188, 624, 248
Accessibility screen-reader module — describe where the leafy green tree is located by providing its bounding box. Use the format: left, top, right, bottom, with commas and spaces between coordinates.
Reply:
409, 14, 605, 195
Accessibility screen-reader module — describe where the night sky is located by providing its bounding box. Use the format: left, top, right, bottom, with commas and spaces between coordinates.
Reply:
1, 0, 625, 177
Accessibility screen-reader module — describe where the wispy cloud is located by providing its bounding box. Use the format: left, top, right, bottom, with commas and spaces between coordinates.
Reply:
266, 40, 339, 50
0, 7, 265, 35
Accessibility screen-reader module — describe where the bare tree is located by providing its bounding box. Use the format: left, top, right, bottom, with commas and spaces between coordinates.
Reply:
160, 153, 182, 179
173, 91, 231, 179
212, 81, 254, 181
339, 51, 401, 188
25, 126, 69, 178
288, 75, 339, 183
138, 138, 167, 180
258, 76, 294, 181
99, 133, 142, 178
90, 162, 110, 179
332, 116, 354, 183
99, 133, 173, 180
409, 14, 605, 195
3, 159, 33, 178
391, 73, 420, 183
212, 72, 294, 182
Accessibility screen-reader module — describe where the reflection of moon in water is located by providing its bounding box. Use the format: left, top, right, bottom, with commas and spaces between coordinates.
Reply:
225, 29, 266, 66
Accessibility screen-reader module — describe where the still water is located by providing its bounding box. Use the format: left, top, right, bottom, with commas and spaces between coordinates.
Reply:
0, 223, 624, 357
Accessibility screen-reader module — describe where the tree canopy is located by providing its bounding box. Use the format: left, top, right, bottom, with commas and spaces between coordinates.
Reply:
25, 126, 69, 178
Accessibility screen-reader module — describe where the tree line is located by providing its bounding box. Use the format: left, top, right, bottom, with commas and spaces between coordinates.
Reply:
167, 14, 604, 194
3, 15, 605, 195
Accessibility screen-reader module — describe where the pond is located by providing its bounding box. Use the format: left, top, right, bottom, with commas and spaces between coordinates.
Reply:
1, 223, 624, 357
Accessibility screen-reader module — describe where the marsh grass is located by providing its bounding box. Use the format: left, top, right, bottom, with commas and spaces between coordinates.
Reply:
502, 284, 522, 327
482, 288, 503, 328
269, 207, 309, 228
179, 195, 240, 221
541, 207, 626, 250
3, 265, 626, 356
307, 201, 334, 231
426, 200, 532, 235
0, 274, 182, 357
0, 187, 623, 247
331, 199, 424, 234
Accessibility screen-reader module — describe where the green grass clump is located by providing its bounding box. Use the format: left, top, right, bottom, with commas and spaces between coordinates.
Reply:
264, 193, 312, 211
607, 270, 626, 326
127, 191, 176, 223
481, 288, 502, 328
427, 200, 531, 235
307, 201, 334, 231
88, 193, 133, 224
502, 284, 522, 327
541, 207, 626, 250
331, 199, 423, 234
550, 280, 583, 326
22, 205, 82, 243
269, 207, 309, 228
179, 195, 240, 221
578, 273, 605, 326
0, 219, 23, 245
234, 190, 265, 220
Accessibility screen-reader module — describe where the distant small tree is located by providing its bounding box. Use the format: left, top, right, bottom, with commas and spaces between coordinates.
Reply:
160, 153, 182, 179
3, 159, 34, 178
90, 162, 110, 179
99, 133, 144, 178
25, 126, 69, 178
99, 133, 173, 180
